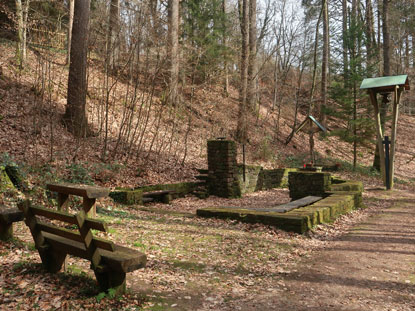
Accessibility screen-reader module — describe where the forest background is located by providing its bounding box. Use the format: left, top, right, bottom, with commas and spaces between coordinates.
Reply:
1, 0, 415, 188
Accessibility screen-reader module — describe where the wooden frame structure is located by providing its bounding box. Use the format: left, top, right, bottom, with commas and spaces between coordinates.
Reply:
360, 75, 410, 189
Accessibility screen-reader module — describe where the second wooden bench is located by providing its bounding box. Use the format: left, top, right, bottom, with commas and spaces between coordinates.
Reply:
18, 200, 146, 295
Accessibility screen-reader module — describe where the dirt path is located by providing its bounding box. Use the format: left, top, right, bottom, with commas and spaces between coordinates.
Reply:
227, 189, 415, 311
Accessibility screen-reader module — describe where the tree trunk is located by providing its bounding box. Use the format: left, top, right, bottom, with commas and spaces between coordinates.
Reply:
342, 0, 348, 84
64, 0, 90, 138
168, 0, 179, 106
15, 0, 29, 68
66, 0, 74, 65
373, 0, 391, 170
365, 0, 376, 70
320, 0, 329, 125
236, 0, 249, 143
382, 0, 390, 76
247, 0, 257, 111
222, 0, 229, 96
107, 0, 120, 71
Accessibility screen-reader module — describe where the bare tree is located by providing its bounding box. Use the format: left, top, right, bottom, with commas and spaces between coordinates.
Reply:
64, 0, 90, 137
236, 0, 249, 143
168, 0, 179, 106
66, 0, 74, 65
107, 0, 120, 71
15, 0, 30, 68
247, 0, 257, 111
320, 0, 329, 125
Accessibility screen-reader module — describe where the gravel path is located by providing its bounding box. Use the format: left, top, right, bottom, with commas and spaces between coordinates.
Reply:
230, 188, 415, 311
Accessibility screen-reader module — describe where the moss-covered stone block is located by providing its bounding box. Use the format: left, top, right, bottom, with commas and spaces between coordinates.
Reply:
5, 164, 27, 192
109, 189, 143, 205
0, 166, 15, 193
196, 207, 312, 233
288, 171, 331, 200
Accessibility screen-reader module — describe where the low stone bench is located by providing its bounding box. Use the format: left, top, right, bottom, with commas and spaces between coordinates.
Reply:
0, 205, 24, 240
142, 190, 176, 204
18, 200, 146, 295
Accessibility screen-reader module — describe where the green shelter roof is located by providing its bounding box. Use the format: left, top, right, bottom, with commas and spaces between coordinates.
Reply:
360, 75, 410, 92
295, 115, 327, 134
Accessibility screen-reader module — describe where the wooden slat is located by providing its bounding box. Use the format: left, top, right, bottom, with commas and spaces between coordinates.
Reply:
100, 244, 147, 273
30, 206, 77, 224
37, 221, 83, 242
42, 232, 89, 259
85, 218, 108, 232
0, 207, 24, 224
37, 222, 114, 251
47, 183, 109, 199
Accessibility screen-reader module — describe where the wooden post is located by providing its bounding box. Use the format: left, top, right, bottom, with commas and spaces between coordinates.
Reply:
389, 86, 403, 189
369, 90, 387, 186
83, 197, 96, 218
57, 193, 69, 211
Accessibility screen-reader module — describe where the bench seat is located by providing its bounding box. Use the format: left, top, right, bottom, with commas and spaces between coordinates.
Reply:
0, 206, 24, 240
42, 232, 146, 273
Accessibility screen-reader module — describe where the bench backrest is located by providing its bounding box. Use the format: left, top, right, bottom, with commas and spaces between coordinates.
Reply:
18, 200, 114, 267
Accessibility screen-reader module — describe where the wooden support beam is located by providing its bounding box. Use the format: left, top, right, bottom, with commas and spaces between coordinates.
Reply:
368, 90, 386, 187
57, 193, 69, 211
389, 86, 403, 189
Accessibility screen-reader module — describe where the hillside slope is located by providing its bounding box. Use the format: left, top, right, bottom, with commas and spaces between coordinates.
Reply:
0, 41, 414, 188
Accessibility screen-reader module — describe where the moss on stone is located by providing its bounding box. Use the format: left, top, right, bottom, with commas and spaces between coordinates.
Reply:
0, 166, 15, 193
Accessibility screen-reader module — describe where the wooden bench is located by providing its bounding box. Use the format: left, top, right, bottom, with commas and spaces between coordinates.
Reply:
0, 205, 24, 241
142, 190, 176, 204
17, 200, 146, 295
47, 183, 110, 217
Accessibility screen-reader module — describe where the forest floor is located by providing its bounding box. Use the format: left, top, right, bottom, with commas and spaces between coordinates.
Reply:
1, 174, 415, 310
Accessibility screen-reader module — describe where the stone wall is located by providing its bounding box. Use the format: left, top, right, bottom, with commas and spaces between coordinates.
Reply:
236, 166, 298, 195
207, 140, 241, 198
288, 171, 331, 200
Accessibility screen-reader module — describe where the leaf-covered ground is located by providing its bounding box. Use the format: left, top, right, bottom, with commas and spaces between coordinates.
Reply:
2, 173, 415, 310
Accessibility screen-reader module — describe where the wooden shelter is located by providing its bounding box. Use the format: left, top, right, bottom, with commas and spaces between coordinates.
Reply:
360, 75, 410, 189
295, 115, 327, 163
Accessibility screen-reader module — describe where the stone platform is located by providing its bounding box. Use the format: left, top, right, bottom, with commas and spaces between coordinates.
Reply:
197, 174, 364, 233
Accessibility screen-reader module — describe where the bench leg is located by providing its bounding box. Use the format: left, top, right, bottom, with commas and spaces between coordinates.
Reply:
38, 247, 67, 273
94, 269, 126, 295
0, 222, 13, 241
162, 194, 172, 204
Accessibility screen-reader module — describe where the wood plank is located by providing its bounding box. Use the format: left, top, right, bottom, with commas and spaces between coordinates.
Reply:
389, 86, 403, 189
42, 232, 89, 259
251, 196, 323, 213
37, 222, 115, 251
369, 90, 387, 186
100, 244, 147, 273
0, 206, 24, 224
47, 183, 109, 199
85, 218, 108, 232
30, 206, 77, 224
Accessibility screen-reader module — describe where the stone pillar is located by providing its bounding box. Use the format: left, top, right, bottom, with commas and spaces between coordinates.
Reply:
288, 171, 331, 200
207, 140, 241, 198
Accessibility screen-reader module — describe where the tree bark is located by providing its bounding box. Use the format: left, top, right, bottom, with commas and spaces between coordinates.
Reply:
382, 0, 390, 76
342, 0, 348, 84
107, 0, 120, 71
320, 0, 329, 125
373, 0, 391, 170
247, 0, 257, 111
64, 0, 90, 137
236, 0, 249, 143
168, 0, 179, 106
66, 0, 74, 65
222, 0, 229, 96
15, 0, 29, 68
